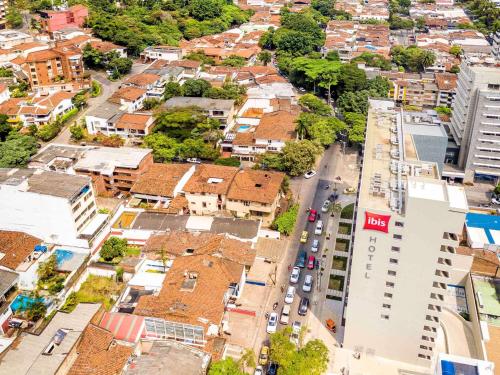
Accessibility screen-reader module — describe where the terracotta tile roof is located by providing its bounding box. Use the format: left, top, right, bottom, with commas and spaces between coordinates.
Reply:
123, 73, 160, 87
255, 74, 287, 84
165, 194, 188, 214
115, 113, 153, 131
109, 87, 146, 103
90, 41, 122, 53
0, 230, 41, 270
24, 49, 59, 62
227, 169, 284, 205
10, 42, 47, 52
131, 163, 192, 197
67, 324, 132, 375
143, 231, 256, 266
0, 84, 7, 92
0, 98, 23, 116
240, 66, 277, 76
435, 73, 457, 91
254, 111, 297, 141
183, 164, 238, 195
170, 59, 202, 69
233, 131, 254, 146
134, 253, 244, 328
34, 91, 75, 108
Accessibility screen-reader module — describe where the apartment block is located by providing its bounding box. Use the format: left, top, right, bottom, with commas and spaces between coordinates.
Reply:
449, 57, 500, 183
344, 100, 468, 367
0, 169, 98, 247
21, 46, 90, 95
38, 5, 88, 33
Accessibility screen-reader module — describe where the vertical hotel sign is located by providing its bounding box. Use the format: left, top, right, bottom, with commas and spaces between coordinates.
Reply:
363, 211, 391, 279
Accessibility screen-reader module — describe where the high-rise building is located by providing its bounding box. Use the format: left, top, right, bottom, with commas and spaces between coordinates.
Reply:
449, 57, 500, 183
0, 0, 8, 30
343, 99, 468, 367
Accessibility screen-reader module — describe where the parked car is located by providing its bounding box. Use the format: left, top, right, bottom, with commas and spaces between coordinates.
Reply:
311, 239, 319, 253
298, 297, 310, 316
304, 170, 316, 179
259, 346, 269, 366
290, 267, 300, 283
296, 251, 307, 268
314, 220, 323, 235
321, 200, 331, 213
300, 230, 308, 243
267, 363, 278, 375
285, 286, 296, 304
344, 187, 356, 194
302, 274, 313, 292
308, 209, 318, 222
266, 312, 278, 333
290, 321, 301, 346
186, 158, 201, 164
307, 255, 315, 270
280, 304, 291, 324
254, 366, 264, 375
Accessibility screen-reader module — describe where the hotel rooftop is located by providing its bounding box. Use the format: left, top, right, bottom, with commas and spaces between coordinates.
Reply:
361, 100, 467, 214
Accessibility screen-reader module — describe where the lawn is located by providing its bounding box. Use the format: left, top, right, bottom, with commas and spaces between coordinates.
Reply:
328, 275, 345, 291
332, 256, 348, 270
124, 246, 141, 256
335, 238, 350, 252
61, 275, 123, 312
340, 203, 354, 219
338, 223, 352, 235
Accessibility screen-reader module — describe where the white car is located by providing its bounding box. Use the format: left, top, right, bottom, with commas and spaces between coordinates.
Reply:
266, 312, 278, 333
321, 200, 331, 213
254, 366, 264, 375
280, 304, 291, 325
290, 321, 301, 346
314, 220, 323, 235
290, 267, 300, 283
284, 286, 295, 304
302, 274, 313, 292
186, 158, 201, 164
311, 239, 319, 253
304, 170, 317, 179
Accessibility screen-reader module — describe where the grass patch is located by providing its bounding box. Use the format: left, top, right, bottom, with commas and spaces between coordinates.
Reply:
60, 275, 123, 313
335, 238, 350, 252
124, 246, 141, 257
338, 223, 352, 235
340, 203, 354, 219
332, 256, 348, 270
328, 275, 345, 291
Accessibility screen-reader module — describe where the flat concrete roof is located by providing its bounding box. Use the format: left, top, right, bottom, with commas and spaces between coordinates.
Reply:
164, 97, 234, 111
0, 304, 100, 375
473, 276, 500, 325
74, 147, 151, 175
30, 144, 87, 165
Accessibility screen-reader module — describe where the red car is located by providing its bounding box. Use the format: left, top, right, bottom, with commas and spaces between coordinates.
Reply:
307, 255, 316, 270
308, 209, 318, 222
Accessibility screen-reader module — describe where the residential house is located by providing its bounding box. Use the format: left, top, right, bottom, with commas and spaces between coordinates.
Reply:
73, 147, 153, 196
0, 269, 18, 334
168, 59, 202, 80
89, 40, 127, 58
0, 30, 33, 49
108, 86, 147, 112
122, 73, 164, 98
226, 169, 284, 226
0, 98, 24, 123
0, 42, 49, 64
15, 91, 75, 127
383, 72, 439, 108
21, 46, 90, 95
51, 26, 91, 41
130, 163, 195, 209
38, 5, 89, 33
84, 101, 122, 135
163, 97, 235, 130
29, 143, 87, 173
0, 83, 9, 104
0, 169, 99, 247
183, 164, 239, 215
113, 112, 155, 139
140, 46, 182, 62
143, 60, 184, 83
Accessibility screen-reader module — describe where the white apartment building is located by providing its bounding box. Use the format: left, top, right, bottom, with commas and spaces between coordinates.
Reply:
344, 100, 469, 367
0, 168, 98, 247
449, 57, 500, 183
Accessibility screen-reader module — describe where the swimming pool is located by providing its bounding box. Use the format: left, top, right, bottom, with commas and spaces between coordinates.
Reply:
237, 125, 251, 132
10, 294, 47, 312
55, 249, 74, 267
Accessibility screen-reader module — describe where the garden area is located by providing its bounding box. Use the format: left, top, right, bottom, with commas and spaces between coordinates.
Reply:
328, 275, 345, 291
335, 238, 350, 252
61, 274, 123, 313
37, 254, 67, 295
338, 222, 352, 235
98, 237, 141, 264
332, 256, 348, 271
340, 203, 354, 220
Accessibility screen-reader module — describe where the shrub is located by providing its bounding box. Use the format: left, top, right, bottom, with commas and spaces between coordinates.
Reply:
273, 203, 299, 235
100, 237, 128, 261
26, 300, 47, 321
70, 124, 84, 141
340, 203, 354, 219
214, 157, 240, 167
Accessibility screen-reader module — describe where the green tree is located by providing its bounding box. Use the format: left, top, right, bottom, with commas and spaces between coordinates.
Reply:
391, 45, 435, 72
70, 124, 85, 141
258, 50, 272, 66
337, 90, 370, 115
0, 67, 13, 77
273, 204, 299, 235
307, 117, 346, 146
367, 76, 391, 97
208, 357, 246, 375
100, 237, 128, 262
6, 8, 23, 28
183, 79, 212, 97
257, 152, 285, 171
37, 254, 57, 282
214, 157, 240, 167
298, 94, 331, 115
189, 0, 224, 21
434, 106, 452, 115
259, 27, 276, 49
107, 57, 133, 78
281, 140, 323, 176
143, 133, 180, 162
338, 63, 367, 94
0, 115, 12, 142
238, 349, 256, 372
83, 43, 106, 69
449, 45, 462, 57
221, 55, 246, 67
143, 98, 162, 110
164, 81, 183, 100
185, 50, 216, 65
26, 300, 47, 321
344, 112, 367, 144
0, 133, 38, 167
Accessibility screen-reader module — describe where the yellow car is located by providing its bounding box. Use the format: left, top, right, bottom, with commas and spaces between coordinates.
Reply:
259, 345, 269, 366
300, 231, 308, 243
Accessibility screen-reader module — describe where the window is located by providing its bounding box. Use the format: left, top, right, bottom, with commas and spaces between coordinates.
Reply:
391, 246, 400, 252
393, 234, 402, 240
381, 314, 389, 320
202, 202, 207, 208
488, 84, 500, 90
395, 221, 404, 227
243, 201, 250, 206
388, 270, 397, 276
384, 292, 393, 299
382, 303, 391, 309
386, 282, 394, 288
389, 258, 398, 264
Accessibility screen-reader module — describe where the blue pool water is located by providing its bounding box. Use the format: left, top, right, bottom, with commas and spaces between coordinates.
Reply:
55, 249, 74, 267
10, 295, 47, 312
237, 125, 251, 132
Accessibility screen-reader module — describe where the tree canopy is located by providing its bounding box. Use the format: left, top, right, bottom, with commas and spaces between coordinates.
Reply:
0, 132, 38, 168
391, 45, 436, 72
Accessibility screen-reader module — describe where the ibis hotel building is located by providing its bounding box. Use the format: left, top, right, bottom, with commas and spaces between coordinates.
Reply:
343, 100, 469, 367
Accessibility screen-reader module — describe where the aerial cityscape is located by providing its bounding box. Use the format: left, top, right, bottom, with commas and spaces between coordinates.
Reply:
0, 0, 498, 374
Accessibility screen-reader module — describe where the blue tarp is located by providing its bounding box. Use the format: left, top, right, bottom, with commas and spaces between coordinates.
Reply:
34, 245, 47, 252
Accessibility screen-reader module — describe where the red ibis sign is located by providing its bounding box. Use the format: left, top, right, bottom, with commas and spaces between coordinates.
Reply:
363, 212, 390, 233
